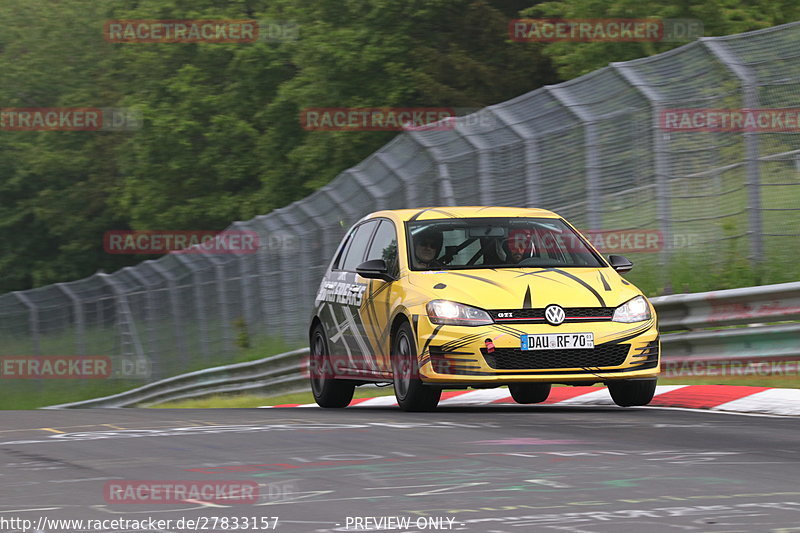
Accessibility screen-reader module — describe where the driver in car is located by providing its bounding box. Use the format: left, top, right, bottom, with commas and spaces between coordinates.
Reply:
413, 227, 443, 269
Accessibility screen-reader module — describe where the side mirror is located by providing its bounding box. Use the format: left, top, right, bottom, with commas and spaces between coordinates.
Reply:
608, 255, 633, 274
356, 259, 395, 282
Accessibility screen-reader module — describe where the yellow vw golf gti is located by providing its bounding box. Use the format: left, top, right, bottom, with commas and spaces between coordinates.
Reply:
309, 207, 659, 411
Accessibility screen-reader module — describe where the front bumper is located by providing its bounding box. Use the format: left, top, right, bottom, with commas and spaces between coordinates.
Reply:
417, 319, 660, 383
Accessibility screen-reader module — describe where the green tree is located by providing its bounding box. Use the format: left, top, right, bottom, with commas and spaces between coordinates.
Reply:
522, 0, 800, 79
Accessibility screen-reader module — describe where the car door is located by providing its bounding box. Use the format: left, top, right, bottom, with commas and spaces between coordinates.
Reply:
317, 227, 354, 363
331, 219, 378, 373
358, 219, 400, 373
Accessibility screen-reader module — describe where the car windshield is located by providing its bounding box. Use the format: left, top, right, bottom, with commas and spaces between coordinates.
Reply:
406, 217, 605, 270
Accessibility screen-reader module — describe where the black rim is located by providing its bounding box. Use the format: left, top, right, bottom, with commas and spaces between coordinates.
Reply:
311, 331, 326, 395
394, 332, 412, 399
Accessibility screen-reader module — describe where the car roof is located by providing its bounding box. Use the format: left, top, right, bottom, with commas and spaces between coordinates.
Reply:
365, 206, 560, 222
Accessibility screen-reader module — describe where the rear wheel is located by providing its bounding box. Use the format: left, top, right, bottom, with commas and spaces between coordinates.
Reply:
508, 383, 551, 404
309, 324, 355, 408
607, 378, 657, 407
392, 322, 441, 412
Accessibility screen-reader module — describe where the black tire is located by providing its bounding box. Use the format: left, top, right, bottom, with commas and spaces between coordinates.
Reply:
607, 378, 657, 407
309, 323, 355, 408
392, 322, 441, 412
508, 383, 551, 404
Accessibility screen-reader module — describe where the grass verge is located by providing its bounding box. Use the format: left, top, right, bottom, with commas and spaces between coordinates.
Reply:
1, 337, 303, 410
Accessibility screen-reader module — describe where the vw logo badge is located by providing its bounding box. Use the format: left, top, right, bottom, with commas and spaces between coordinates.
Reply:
544, 304, 566, 326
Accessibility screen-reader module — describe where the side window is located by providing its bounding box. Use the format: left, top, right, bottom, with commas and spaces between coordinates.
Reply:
340, 221, 378, 271
331, 230, 354, 270
365, 220, 399, 277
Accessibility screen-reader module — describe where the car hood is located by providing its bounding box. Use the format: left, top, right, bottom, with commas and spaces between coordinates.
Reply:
406, 267, 642, 310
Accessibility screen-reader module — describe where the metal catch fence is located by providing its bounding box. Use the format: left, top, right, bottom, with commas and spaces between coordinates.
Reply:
1, 22, 799, 384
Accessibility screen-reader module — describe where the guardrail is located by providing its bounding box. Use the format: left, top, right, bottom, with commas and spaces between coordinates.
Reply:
651, 281, 800, 330
46, 282, 800, 408
653, 282, 800, 372
43, 348, 310, 409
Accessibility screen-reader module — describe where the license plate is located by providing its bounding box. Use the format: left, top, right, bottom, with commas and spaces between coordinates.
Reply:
521, 333, 594, 350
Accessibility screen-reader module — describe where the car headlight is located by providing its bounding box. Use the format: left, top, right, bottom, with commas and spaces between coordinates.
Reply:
426, 300, 494, 326
612, 295, 652, 323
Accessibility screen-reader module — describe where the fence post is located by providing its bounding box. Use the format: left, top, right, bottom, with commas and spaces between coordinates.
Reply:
612, 63, 673, 285
123, 266, 157, 360
404, 131, 459, 205
702, 38, 763, 276
206, 254, 233, 356
97, 273, 147, 374
547, 86, 602, 230
172, 254, 211, 362
13, 292, 40, 355
491, 106, 540, 207
375, 151, 420, 207
453, 124, 492, 206
56, 283, 86, 355
148, 261, 188, 369
349, 168, 387, 210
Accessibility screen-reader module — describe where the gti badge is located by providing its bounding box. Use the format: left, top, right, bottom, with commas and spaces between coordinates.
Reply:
544, 304, 566, 325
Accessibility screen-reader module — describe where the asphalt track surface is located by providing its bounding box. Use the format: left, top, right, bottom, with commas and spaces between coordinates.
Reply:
0, 406, 798, 533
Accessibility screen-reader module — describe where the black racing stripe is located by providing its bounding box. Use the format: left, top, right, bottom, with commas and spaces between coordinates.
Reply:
443, 271, 511, 291
523, 285, 532, 309
620, 278, 631, 285
440, 332, 483, 347
408, 209, 429, 222
440, 333, 484, 351
606, 324, 654, 345
363, 294, 392, 350
362, 282, 383, 355
383, 286, 392, 338
408, 208, 457, 222
364, 280, 392, 300
491, 323, 527, 337
610, 319, 655, 340
547, 268, 606, 307
421, 325, 444, 355
412, 314, 419, 336
513, 269, 573, 287
598, 271, 611, 291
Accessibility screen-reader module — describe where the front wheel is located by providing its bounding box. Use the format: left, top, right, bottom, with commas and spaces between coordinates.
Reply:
392, 322, 441, 412
309, 324, 355, 408
607, 378, 657, 407
508, 383, 551, 404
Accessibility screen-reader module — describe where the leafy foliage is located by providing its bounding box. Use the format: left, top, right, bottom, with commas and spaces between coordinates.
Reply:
1, 0, 792, 292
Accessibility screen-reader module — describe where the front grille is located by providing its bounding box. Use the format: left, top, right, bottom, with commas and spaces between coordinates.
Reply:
489, 307, 614, 323
481, 344, 629, 370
